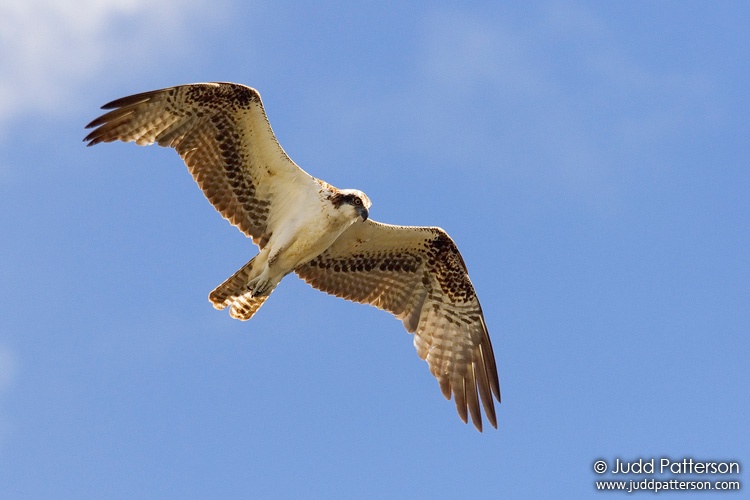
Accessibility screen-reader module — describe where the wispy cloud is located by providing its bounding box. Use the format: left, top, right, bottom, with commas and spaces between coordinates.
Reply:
0, 0, 215, 138
419, 5, 716, 177
0, 344, 17, 451
336, 4, 720, 210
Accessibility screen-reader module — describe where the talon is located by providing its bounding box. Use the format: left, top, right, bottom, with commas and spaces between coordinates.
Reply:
248, 277, 273, 297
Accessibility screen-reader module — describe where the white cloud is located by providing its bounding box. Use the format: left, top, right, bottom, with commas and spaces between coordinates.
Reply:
378, 4, 720, 208
0, 0, 215, 136
0, 344, 17, 452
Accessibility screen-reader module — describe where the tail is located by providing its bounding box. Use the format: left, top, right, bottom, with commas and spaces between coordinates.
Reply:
209, 256, 270, 321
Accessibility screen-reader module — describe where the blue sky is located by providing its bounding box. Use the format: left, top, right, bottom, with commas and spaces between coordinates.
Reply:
1, 1, 748, 498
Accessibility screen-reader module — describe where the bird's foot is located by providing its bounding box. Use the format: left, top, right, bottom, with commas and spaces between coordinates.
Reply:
247, 276, 275, 297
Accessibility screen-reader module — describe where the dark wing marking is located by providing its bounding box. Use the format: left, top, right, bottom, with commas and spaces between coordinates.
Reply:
295, 220, 500, 431
84, 82, 320, 247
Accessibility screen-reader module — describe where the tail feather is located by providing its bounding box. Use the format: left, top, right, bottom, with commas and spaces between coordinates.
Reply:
209, 256, 270, 321
224, 292, 269, 321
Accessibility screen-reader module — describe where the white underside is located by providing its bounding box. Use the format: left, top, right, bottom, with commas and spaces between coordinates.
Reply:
244, 189, 361, 296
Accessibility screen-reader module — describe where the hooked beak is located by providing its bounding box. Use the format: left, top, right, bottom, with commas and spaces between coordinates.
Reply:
357, 205, 369, 221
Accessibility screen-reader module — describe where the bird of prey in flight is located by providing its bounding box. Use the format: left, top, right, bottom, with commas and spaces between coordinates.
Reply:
84, 82, 500, 431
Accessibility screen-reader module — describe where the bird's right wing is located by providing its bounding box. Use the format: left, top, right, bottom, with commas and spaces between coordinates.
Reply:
295, 220, 500, 431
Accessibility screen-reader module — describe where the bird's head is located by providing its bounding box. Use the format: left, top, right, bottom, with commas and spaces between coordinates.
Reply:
331, 189, 371, 221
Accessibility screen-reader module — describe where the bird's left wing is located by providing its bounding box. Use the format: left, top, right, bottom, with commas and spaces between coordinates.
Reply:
84, 82, 321, 248
295, 219, 500, 431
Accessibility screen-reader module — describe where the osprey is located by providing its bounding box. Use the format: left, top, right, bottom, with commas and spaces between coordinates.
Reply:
84, 82, 500, 431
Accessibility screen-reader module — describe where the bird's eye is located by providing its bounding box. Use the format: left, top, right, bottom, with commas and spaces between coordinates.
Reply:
354, 198, 362, 205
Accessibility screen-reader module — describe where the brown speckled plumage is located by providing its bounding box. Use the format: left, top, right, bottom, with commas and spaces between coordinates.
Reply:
84, 82, 500, 431
296, 221, 499, 429
85, 82, 293, 247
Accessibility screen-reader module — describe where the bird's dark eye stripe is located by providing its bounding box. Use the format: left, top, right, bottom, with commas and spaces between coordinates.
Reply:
343, 194, 361, 205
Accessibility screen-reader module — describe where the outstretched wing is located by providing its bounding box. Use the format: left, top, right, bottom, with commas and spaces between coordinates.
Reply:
84, 82, 320, 248
295, 220, 500, 431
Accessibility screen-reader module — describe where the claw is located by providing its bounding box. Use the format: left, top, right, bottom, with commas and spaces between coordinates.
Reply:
248, 277, 274, 297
